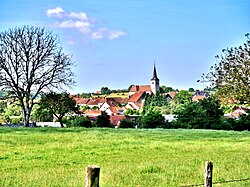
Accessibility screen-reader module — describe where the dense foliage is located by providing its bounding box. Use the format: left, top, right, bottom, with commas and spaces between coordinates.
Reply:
169, 90, 192, 114
119, 119, 135, 128
141, 110, 167, 128
95, 111, 112, 127
142, 93, 169, 115
65, 116, 92, 128
101, 87, 111, 95
171, 96, 224, 129
39, 92, 78, 127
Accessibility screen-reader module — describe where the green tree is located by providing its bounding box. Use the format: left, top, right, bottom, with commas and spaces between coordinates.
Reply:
168, 90, 192, 114
39, 92, 78, 127
30, 104, 53, 122
96, 111, 111, 127
142, 94, 169, 115
101, 87, 111, 95
0, 100, 7, 114
141, 110, 166, 128
188, 88, 195, 92
0, 26, 75, 127
160, 86, 174, 93
172, 96, 224, 129
119, 119, 135, 128
200, 33, 250, 104
124, 108, 140, 115
2, 103, 23, 124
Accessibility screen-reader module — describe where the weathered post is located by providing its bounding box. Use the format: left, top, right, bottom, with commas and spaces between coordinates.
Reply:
84, 166, 100, 187
204, 161, 213, 187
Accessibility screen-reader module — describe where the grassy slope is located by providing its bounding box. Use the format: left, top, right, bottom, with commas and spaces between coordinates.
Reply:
0, 128, 249, 187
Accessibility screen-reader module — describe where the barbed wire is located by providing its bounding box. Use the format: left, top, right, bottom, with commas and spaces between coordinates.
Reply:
180, 177, 250, 187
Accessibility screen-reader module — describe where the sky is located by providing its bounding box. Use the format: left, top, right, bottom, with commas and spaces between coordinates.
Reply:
0, 0, 250, 93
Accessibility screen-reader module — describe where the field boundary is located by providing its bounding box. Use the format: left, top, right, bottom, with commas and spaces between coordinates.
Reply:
84, 161, 250, 187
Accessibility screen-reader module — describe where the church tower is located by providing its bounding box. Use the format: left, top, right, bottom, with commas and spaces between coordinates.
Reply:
150, 63, 160, 95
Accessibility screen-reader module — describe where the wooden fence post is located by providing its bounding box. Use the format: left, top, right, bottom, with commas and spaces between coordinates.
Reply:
204, 161, 213, 187
84, 166, 100, 187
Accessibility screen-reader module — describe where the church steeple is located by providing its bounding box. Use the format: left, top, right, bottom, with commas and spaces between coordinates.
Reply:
150, 63, 160, 95
151, 63, 159, 81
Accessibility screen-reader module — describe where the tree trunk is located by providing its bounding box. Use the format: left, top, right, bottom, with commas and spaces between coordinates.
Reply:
59, 118, 64, 128
24, 112, 30, 127
23, 99, 32, 127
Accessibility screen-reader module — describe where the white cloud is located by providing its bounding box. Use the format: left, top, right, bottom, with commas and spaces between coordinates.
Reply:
108, 30, 127, 40
46, 7, 64, 17
68, 12, 88, 20
46, 7, 127, 41
92, 28, 127, 40
55, 20, 91, 33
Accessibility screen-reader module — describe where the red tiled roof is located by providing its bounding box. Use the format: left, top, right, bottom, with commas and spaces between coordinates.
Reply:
109, 106, 123, 114
128, 91, 146, 102
87, 97, 106, 106
84, 110, 101, 116
168, 92, 177, 98
110, 115, 126, 126
96, 97, 106, 103
87, 99, 99, 105
106, 101, 118, 107
129, 85, 151, 92
192, 95, 206, 102
76, 98, 90, 105
106, 97, 128, 104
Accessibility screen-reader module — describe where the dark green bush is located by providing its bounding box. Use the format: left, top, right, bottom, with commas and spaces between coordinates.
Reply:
66, 116, 92, 128
119, 119, 135, 128
141, 111, 166, 128
96, 111, 112, 128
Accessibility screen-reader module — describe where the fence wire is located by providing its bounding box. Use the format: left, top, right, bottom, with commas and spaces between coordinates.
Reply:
180, 177, 250, 187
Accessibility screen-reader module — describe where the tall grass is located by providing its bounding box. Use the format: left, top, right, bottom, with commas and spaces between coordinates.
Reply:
0, 128, 249, 186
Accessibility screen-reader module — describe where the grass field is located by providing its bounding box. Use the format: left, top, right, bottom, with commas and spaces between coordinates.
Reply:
0, 127, 250, 187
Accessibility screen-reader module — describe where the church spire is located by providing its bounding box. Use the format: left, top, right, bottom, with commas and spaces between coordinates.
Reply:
150, 62, 160, 95
151, 62, 159, 81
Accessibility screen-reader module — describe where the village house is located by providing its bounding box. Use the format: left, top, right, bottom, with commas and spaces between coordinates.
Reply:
165, 91, 177, 102
100, 100, 124, 115
192, 90, 209, 102
125, 91, 146, 110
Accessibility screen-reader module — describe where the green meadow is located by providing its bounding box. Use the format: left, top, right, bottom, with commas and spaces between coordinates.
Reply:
0, 128, 249, 187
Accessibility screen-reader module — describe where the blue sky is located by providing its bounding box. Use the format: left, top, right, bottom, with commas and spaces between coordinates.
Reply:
0, 0, 249, 93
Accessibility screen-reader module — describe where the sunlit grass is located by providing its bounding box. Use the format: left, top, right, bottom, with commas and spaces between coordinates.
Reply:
0, 128, 249, 186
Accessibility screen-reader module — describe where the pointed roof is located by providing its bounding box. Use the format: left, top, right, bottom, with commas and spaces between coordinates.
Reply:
151, 63, 159, 81
128, 91, 146, 102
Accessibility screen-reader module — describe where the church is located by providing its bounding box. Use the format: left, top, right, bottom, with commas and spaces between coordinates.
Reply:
128, 64, 160, 96
125, 64, 160, 110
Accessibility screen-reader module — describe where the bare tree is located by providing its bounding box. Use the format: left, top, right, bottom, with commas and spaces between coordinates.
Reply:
0, 26, 75, 127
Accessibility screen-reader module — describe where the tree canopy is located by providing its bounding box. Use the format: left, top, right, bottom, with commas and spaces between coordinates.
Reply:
0, 26, 75, 126
200, 33, 250, 104
172, 96, 224, 129
39, 92, 78, 127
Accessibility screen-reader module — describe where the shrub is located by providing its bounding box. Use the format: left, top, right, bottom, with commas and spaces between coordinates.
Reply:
235, 112, 250, 131
96, 111, 112, 128
141, 111, 166, 128
66, 116, 92, 128
119, 119, 135, 128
